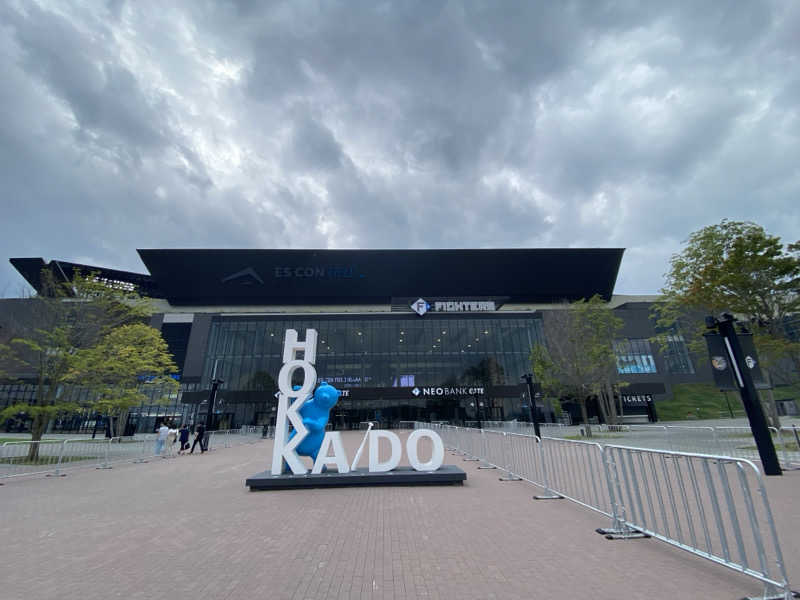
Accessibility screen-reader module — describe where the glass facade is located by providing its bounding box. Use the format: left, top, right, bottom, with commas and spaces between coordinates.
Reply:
193, 313, 545, 427
614, 338, 657, 374
662, 334, 695, 374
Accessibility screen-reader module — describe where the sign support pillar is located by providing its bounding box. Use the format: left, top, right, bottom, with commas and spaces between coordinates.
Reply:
712, 315, 781, 476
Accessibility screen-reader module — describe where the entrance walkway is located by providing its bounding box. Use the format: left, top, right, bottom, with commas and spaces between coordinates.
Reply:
1, 431, 797, 599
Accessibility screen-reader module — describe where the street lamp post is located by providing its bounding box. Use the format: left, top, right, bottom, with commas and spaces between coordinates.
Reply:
521, 374, 541, 439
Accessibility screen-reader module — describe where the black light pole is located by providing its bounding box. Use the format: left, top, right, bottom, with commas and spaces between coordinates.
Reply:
205, 376, 224, 432
204, 359, 223, 432
709, 314, 781, 476
521, 374, 541, 439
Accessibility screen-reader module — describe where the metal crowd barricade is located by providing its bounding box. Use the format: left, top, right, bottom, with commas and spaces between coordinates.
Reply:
603, 445, 792, 600
663, 425, 717, 454
778, 426, 800, 468
207, 429, 233, 450
712, 426, 778, 464
56, 438, 114, 473
430, 423, 794, 598
1, 427, 267, 482
540, 436, 611, 514
0, 440, 65, 479
497, 432, 522, 481
622, 425, 670, 450
539, 423, 567, 431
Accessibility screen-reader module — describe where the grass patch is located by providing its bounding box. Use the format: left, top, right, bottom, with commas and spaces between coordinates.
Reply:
738, 443, 798, 452
772, 383, 800, 402
657, 383, 746, 421
655, 382, 800, 422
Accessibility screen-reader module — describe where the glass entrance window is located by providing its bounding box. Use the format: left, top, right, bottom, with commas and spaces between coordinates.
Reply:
195, 314, 543, 425
201, 315, 544, 391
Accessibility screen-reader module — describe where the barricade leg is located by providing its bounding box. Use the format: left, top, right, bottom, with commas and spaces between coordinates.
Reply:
596, 447, 648, 539
47, 441, 68, 478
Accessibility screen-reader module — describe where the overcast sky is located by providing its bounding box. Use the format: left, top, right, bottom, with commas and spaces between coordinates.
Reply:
1, 1, 798, 297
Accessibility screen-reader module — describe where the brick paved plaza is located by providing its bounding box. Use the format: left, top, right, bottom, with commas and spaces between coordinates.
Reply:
2, 431, 798, 600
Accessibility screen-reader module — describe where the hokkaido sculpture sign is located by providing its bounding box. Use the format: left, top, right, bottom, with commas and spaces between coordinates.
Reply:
271, 329, 445, 476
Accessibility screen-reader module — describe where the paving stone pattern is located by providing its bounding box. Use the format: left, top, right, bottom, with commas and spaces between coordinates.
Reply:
2, 431, 798, 600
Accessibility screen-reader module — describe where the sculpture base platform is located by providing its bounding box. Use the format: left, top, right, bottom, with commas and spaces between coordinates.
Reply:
246, 465, 466, 491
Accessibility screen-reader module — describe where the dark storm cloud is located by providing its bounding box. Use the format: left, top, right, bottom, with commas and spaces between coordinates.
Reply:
1, 0, 798, 297
4, 3, 166, 154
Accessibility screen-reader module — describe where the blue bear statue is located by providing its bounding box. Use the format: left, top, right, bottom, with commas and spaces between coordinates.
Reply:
287, 381, 341, 465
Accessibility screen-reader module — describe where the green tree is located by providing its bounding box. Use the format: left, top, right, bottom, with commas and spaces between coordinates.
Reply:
530, 296, 625, 434
0, 271, 156, 458
657, 220, 800, 426
69, 323, 178, 437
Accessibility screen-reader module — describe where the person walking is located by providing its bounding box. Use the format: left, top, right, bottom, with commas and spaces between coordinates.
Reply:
154, 422, 169, 456
164, 423, 179, 457
190, 423, 206, 454
178, 424, 190, 455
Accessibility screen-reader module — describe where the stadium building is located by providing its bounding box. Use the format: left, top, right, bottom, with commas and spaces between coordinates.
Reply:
3, 249, 708, 433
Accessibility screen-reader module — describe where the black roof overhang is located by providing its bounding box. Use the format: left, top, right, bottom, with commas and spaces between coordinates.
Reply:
137, 248, 624, 306
9, 257, 159, 297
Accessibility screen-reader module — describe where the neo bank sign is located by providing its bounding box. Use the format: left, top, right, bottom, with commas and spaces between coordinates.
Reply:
271, 329, 444, 476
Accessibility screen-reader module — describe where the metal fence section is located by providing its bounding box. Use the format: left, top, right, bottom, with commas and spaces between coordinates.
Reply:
0, 428, 265, 482
604, 445, 792, 599
778, 426, 800, 468
431, 423, 794, 599
540, 436, 614, 514
663, 425, 717, 454
206, 428, 263, 450
0, 440, 70, 478
466, 421, 800, 470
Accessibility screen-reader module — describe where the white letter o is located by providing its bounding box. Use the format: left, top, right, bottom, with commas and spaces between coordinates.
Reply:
406, 429, 444, 472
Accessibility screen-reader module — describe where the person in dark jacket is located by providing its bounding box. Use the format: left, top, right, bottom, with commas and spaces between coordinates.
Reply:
178, 424, 191, 454
190, 423, 206, 454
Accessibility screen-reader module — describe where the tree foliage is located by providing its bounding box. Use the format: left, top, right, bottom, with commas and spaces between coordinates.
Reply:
530, 295, 625, 430
656, 220, 800, 425
0, 271, 173, 451
69, 323, 178, 426
659, 220, 800, 330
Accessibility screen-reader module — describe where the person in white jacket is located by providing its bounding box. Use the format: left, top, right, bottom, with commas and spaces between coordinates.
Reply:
154, 423, 169, 456
164, 424, 179, 457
